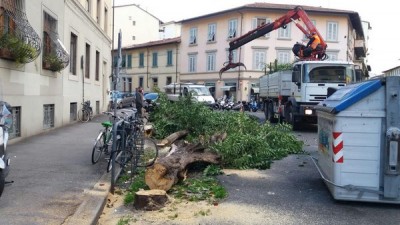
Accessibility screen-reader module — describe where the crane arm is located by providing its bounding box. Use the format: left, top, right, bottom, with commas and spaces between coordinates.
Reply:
219, 6, 327, 76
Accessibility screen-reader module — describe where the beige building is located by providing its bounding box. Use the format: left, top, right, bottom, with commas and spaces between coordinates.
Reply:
178, 3, 369, 101
117, 37, 181, 93
113, 3, 163, 48
0, 0, 112, 141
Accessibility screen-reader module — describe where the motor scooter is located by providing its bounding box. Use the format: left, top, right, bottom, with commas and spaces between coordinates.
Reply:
0, 101, 12, 198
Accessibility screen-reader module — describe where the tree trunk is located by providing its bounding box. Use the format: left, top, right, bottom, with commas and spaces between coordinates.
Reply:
134, 189, 168, 211
145, 141, 221, 191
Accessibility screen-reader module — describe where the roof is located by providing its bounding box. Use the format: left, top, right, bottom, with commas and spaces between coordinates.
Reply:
122, 37, 181, 50
180, 2, 364, 39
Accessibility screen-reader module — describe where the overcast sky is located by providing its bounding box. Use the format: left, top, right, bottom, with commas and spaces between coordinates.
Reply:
114, 0, 397, 76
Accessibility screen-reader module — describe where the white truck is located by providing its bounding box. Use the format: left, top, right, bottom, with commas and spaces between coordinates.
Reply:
164, 83, 215, 107
259, 60, 363, 130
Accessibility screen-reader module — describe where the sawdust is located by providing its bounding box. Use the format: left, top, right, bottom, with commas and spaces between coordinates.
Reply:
97, 169, 275, 225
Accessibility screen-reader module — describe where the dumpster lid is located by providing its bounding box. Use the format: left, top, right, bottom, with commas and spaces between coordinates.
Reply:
315, 78, 383, 114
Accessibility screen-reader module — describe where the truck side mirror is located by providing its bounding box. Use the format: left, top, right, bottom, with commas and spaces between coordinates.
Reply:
292, 71, 301, 86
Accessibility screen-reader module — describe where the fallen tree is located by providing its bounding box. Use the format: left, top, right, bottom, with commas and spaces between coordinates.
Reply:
145, 131, 225, 191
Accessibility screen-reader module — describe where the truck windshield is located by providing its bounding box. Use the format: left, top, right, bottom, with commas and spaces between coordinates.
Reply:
302, 64, 355, 84
189, 87, 211, 96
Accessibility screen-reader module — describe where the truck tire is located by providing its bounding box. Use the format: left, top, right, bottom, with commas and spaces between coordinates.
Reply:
284, 103, 299, 130
264, 102, 274, 123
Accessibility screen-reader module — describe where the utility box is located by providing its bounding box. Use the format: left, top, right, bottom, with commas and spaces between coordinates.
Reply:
314, 76, 400, 203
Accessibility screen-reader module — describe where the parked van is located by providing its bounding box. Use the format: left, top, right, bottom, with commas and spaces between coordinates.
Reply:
164, 83, 215, 107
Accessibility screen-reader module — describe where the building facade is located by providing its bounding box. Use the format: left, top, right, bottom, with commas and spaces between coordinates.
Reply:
115, 37, 181, 93
178, 3, 369, 102
113, 4, 163, 48
0, 0, 112, 142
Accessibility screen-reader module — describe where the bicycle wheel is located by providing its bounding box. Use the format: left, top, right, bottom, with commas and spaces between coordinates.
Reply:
92, 132, 106, 164
135, 136, 158, 167
78, 109, 90, 122
107, 139, 125, 173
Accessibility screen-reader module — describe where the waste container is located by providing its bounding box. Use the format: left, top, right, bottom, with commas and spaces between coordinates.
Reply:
313, 76, 400, 203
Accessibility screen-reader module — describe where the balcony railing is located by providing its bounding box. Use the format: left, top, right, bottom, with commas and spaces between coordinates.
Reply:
42, 30, 69, 72
0, 0, 41, 64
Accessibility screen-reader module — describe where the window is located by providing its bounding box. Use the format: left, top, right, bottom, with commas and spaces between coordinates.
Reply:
127, 78, 132, 92
127, 54, 132, 68
139, 52, 144, 67
167, 50, 173, 66
228, 19, 238, 38
253, 50, 266, 70
278, 23, 291, 39
188, 54, 197, 72
85, 43, 90, 78
0, 1, 17, 35
252, 18, 272, 37
152, 52, 158, 67
96, 0, 101, 24
85, 0, 91, 12
207, 23, 216, 42
189, 27, 197, 44
95, 51, 100, 81
277, 50, 291, 64
70, 102, 77, 121
206, 52, 216, 72
43, 12, 57, 64
132, 36, 135, 40
327, 22, 338, 42
166, 76, 172, 85
9, 106, 21, 139
139, 77, 144, 87
152, 78, 158, 88
104, 7, 108, 33
121, 55, 126, 68
70, 33, 77, 75
326, 52, 338, 61
43, 104, 55, 129
132, 21, 136, 26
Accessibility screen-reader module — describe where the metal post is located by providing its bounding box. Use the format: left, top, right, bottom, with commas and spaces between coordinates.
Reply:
111, 30, 122, 193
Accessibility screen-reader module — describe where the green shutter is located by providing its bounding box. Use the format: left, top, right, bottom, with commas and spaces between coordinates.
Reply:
127, 54, 132, 68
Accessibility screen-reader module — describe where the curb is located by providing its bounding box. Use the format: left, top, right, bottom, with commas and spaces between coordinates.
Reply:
65, 171, 111, 225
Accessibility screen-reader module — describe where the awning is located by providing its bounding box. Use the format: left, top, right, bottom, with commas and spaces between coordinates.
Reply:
220, 86, 235, 91
251, 88, 260, 93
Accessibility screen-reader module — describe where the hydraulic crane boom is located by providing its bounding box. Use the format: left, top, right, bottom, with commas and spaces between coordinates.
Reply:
220, 6, 327, 76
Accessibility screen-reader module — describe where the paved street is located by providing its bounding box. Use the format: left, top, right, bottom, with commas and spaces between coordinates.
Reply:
0, 115, 110, 225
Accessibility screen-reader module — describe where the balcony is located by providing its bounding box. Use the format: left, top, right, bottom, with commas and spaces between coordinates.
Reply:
354, 39, 366, 58
42, 31, 69, 72
0, 0, 41, 64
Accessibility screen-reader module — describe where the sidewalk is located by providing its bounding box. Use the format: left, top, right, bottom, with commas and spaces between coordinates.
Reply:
0, 114, 112, 225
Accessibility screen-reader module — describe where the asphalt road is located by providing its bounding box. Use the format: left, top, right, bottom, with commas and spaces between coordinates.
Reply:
0, 116, 109, 225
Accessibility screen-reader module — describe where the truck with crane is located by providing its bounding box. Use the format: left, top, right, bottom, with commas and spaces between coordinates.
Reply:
219, 6, 363, 130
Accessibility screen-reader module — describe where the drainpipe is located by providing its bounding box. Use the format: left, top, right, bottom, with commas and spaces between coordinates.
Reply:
175, 43, 179, 83
237, 11, 244, 101
146, 47, 149, 89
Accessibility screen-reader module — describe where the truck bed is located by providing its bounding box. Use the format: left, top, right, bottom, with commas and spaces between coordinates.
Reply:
259, 70, 293, 98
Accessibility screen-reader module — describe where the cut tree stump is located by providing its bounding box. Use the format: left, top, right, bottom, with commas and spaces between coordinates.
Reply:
134, 189, 168, 211
145, 141, 222, 191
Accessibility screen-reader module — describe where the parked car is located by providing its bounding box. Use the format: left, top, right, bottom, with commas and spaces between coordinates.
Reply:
109, 91, 135, 109
119, 92, 135, 108
144, 92, 159, 112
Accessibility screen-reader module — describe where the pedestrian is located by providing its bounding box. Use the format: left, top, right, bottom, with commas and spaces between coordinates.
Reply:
135, 86, 144, 118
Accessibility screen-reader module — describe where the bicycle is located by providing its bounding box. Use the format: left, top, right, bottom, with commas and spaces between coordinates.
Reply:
91, 112, 115, 164
106, 110, 158, 173
78, 100, 93, 122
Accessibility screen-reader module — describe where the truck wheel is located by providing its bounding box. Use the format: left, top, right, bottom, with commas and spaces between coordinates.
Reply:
285, 103, 299, 130
264, 102, 274, 123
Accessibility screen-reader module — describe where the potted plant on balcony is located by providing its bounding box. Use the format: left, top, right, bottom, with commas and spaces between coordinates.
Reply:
0, 33, 37, 65
43, 53, 64, 72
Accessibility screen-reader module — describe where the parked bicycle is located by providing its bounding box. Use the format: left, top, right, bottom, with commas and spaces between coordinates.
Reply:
107, 110, 158, 175
91, 112, 116, 164
78, 100, 93, 122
